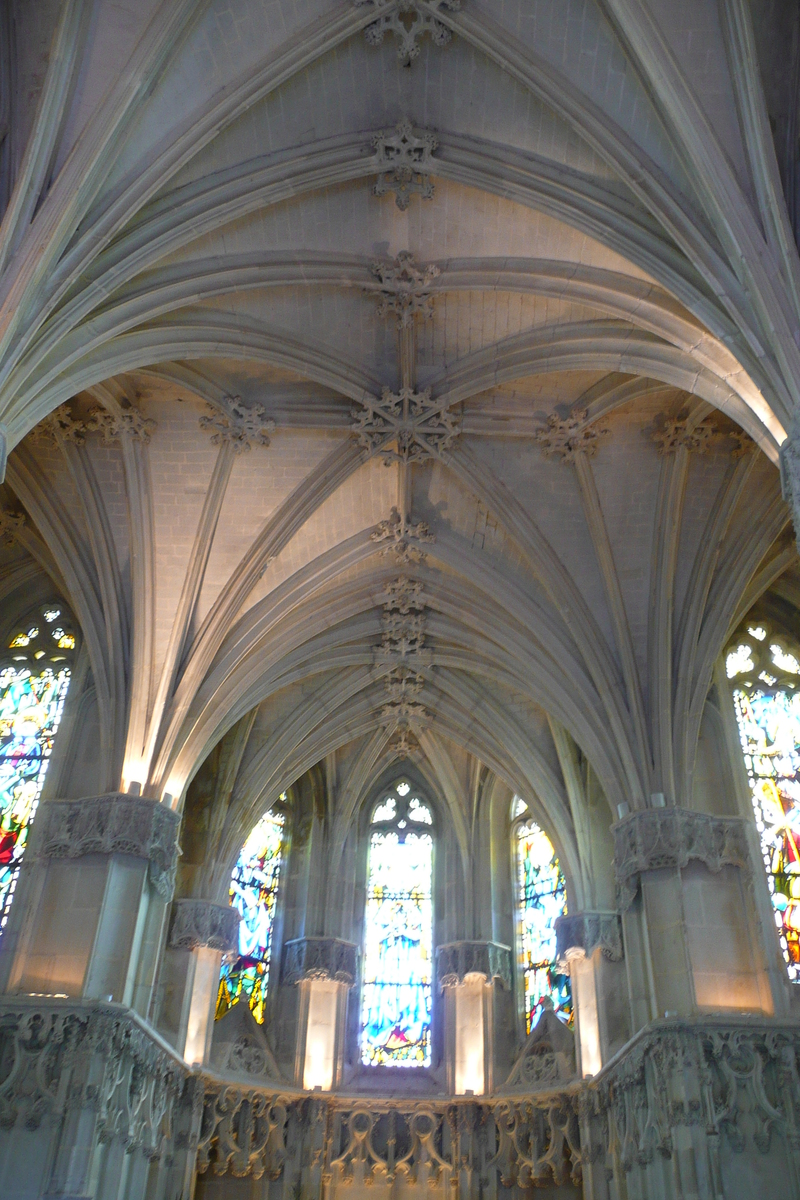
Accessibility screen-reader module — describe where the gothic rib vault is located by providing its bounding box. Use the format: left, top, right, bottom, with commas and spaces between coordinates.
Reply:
0, 1, 800, 1198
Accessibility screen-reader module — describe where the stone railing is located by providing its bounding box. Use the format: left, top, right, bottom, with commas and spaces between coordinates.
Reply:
3, 998, 800, 1199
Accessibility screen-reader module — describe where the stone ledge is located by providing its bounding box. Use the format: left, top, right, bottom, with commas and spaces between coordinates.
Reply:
168, 899, 240, 952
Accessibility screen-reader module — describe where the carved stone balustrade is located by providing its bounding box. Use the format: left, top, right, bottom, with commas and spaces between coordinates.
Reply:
168, 898, 240, 952
435, 940, 512, 990
555, 911, 623, 970
613, 806, 750, 911
281, 937, 358, 986
37, 792, 181, 899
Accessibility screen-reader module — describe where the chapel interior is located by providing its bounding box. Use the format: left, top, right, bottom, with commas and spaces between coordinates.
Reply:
1, 2, 800, 1198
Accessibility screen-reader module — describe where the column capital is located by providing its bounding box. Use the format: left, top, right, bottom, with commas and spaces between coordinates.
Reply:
36, 793, 181, 900
281, 937, 358, 987
435, 940, 512, 991
613, 806, 749, 911
554, 911, 623, 970
780, 408, 800, 545
168, 899, 239, 952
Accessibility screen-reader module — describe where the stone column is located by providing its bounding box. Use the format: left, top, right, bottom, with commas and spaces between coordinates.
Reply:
436, 940, 511, 1095
555, 911, 623, 1076
161, 898, 240, 1063
613, 807, 775, 1029
780, 408, 800, 549
282, 936, 357, 1089
4, 794, 180, 1019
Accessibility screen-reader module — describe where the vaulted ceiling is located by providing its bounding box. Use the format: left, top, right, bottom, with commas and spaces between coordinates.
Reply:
0, 0, 797, 890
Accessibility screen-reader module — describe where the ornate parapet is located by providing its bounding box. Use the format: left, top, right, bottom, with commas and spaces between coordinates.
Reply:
281, 937, 358, 986
436, 939, 512, 990
0, 997, 191, 1195
168, 899, 240, 952
613, 806, 749, 911
555, 911, 623, 970
37, 793, 181, 900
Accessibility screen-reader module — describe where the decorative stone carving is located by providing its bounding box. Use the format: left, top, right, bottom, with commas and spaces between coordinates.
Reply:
730, 429, 755, 459
86, 404, 156, 443
376, 577, 431, 723
352, 386, 460, 464
0, 508, 25, 546
372, 119, 438, 210
371, 506, 436, 564
356, 0, 461, 66
436, 940, 512, 990
381, 664, 427, 722
37, 793, 181, 900
168, 898, 240, 952
613, 806, 750, 911
210, 1000, 283, 1082
554, 911, 623, 970
388, 727, 422, 758
652, 414, 718, 454
199, 396, 275, 452
503, 999, 577, 1093
533, 409, 610, 462
29, 403, 86, 445
780, 408, 800, 545
369, 251, 440, 327
281, 937, 358, 986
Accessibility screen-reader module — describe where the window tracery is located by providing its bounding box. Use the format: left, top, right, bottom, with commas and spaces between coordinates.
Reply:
216, 803, 286, 1025
0, 604, 75, 929
513, 797, 571, 1030
361, 780, 433, 1067
726, 622, 800, 979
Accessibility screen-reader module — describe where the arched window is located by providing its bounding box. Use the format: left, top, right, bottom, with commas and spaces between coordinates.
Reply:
0, 604, 75, 930
726, 623, 800, 979
514, 797, 572, 1031
216, 803, 286, 1024
361, 780, 433, 1068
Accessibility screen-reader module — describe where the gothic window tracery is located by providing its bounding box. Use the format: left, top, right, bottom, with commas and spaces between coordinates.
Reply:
216, 802, 286, 1025
360, 779, 433, 1067
0, 604, 76, 930
726, 622, 800, 979
513, 796, 571, 1030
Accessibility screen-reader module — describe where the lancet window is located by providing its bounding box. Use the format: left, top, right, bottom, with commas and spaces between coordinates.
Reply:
361, 780, 434, 1068
0, 604, 75, 930
216, 802, 286, 1024
726, 623, 800, 979
513, 797, 571, 1030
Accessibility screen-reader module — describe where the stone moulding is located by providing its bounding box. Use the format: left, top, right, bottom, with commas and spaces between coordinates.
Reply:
281, 937, 358, 986
613, 806, 750, 912
554, 911, 623, 971
168, 899, 240, 952
435, 940, 512, 990
37, 793, 181, 900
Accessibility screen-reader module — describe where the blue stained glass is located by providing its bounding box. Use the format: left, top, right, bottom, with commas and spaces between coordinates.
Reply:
216, 807, 285, 1025
734, 687, 800, 978
0, 665, 71, 928
361, 812, 433, 1067
516, 819, 571, 1031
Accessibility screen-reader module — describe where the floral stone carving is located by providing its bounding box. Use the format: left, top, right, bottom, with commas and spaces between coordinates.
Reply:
281, 937, 358, 986
436, 940, 512, 990
554, 911, 623, 970
37, 792, 181, 900
613, 806, 749, 911
168, 898, 240, 952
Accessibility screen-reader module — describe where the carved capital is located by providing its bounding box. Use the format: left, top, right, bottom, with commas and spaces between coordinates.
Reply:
613, 807, 749, 911
37, 793, 181, 900
554, 912, 623, 971
281, 937, 358, 986
436, 940, 512, 990
781, 409, 800, 547
168, 899, 240, 952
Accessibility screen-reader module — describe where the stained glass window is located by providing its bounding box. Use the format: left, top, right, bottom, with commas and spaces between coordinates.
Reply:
515, 802, 571, 1031
0, 605, 75, 930
216, 804, 285, 1025
726, 624, 800, 979
361, 782, 433, 1067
